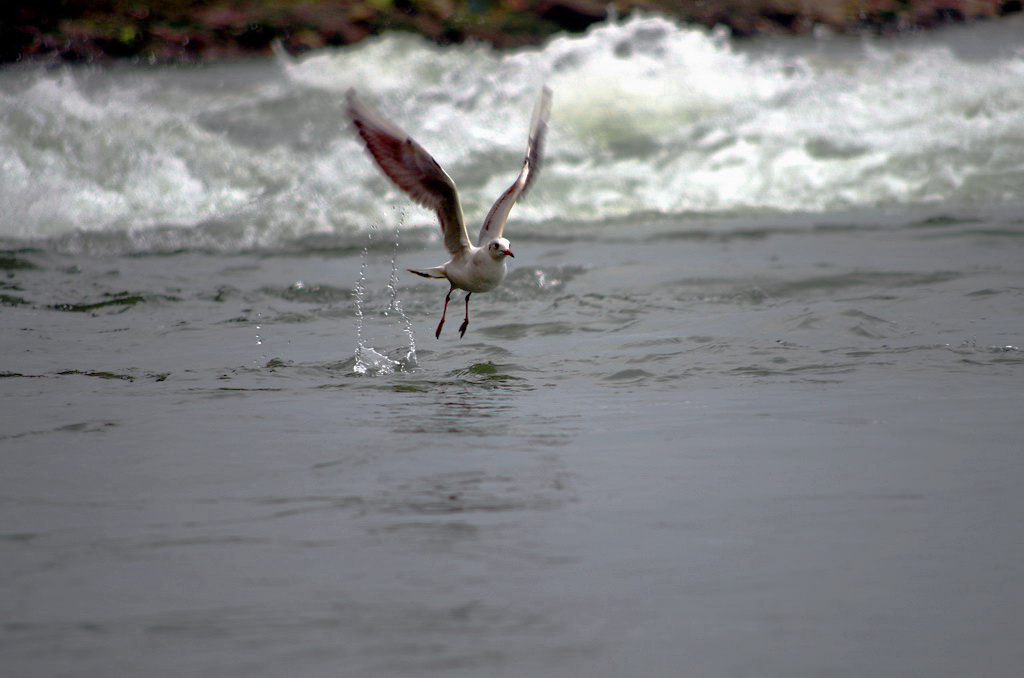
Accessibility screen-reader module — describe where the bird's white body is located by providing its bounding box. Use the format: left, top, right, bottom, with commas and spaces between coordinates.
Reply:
347, 87, 551, 338
409, 236, 513, 294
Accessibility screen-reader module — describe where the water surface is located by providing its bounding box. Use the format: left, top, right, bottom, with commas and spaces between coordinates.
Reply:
2, 16, 1023, 678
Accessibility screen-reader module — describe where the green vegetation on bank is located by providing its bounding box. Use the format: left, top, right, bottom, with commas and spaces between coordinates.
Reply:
2, 1, 1021, 63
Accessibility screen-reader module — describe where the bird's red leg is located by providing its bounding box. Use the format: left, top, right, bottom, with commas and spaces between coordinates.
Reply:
435, 287, 453, 339
458, 292, 472, 338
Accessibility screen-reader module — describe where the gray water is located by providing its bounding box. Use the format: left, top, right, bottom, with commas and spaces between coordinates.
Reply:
3, 16, 1024, 678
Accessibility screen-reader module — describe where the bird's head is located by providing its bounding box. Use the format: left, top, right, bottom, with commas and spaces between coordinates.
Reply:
486, 237, 514, 260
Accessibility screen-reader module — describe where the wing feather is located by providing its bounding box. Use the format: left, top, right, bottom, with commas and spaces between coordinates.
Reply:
477, 86, 552, 246
346, 89, 471, 256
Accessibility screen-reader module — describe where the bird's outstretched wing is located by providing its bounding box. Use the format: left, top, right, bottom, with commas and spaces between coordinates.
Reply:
477, 86, 552, 246
346, 89, 471, 256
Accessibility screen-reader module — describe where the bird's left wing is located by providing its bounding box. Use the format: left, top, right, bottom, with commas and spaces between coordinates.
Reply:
346, 89, 471, 256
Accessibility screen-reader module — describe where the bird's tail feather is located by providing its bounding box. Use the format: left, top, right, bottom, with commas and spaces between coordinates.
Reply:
407, 267, 446, 279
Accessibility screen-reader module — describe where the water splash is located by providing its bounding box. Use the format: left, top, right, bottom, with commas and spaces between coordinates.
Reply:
384, 210, 418, 367
953, 338, 1022, 355
352, 220, 418, 375
353, 225, 392, 375
254, 312, 267, 367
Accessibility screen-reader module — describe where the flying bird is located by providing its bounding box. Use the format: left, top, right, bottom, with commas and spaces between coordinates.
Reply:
346, 87, 552, 338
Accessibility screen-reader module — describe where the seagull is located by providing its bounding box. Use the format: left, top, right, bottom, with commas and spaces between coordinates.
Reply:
346, 86, 552, 339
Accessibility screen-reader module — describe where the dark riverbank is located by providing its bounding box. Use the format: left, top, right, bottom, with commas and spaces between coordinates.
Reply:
3, 0, 1022, 64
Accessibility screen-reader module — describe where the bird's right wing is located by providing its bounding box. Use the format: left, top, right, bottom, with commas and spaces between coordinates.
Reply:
477, 86, 552, 246
346, 89, 471, 256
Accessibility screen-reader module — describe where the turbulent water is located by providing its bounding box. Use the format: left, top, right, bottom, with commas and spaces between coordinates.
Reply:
2, 15, 1024, 678
3, 15, 1024, 248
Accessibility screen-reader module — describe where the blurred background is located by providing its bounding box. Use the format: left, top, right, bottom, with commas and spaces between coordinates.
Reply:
3, 0, 1022, 63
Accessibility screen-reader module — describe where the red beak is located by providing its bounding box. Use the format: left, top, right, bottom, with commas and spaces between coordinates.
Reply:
504, 249, 515, 258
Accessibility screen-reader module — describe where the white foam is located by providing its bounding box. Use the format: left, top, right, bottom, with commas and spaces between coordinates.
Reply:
2, 16, 1023, 250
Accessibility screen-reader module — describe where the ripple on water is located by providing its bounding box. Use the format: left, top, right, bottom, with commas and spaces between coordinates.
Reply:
841, 309, 899, 340
260, 281, 354, 304
603, 368, 656, 383
951, 340, 1024, 365
492, 265, 588, 300
759, 271, 965, 301
478, 322, 576, 340
374, 469, 566, 515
